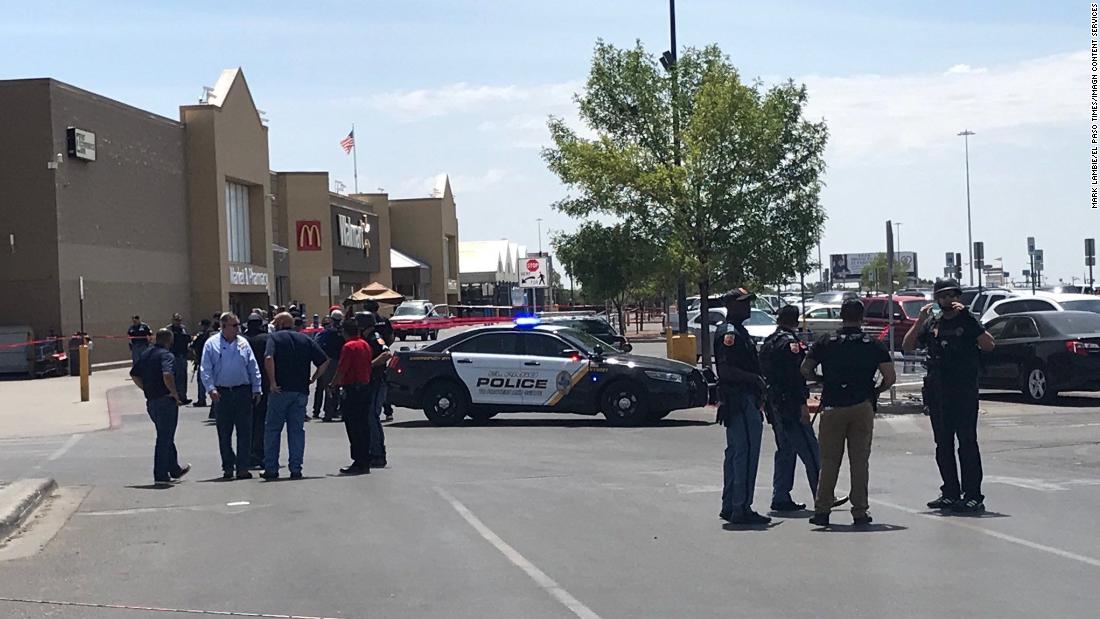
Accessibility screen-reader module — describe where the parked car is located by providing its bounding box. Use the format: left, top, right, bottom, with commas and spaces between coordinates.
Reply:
895, 288, 932, 300
811, 290, 860, 305
536, 314, 632, 352
980, 311, 1100, 403
861, 295, 929, 348
687, 308, 777, 356
979, 292, 1100, 324
390, 300, 445, 340
669, 294, 776, 330
801, 304, 843, 334
965, 287, 1015, 318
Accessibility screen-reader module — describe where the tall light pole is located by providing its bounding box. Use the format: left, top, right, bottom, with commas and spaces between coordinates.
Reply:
660, 0, 688, 334
958, 129, 976, 286
536, 218, 544, 255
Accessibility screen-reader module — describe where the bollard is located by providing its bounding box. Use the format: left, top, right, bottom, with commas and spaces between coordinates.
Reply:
79, 344, 90, 402
665, 327, 673, 358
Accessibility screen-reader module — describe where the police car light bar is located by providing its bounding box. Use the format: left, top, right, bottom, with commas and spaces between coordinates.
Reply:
514, 316, 541, 328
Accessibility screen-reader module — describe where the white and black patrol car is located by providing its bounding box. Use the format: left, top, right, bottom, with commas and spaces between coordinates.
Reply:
385, 319, 708, 426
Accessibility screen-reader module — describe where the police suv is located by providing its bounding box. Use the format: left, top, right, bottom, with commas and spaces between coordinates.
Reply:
386, 318, 708, 425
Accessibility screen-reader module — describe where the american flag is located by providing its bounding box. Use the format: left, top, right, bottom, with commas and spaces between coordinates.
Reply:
340, 129, 355, 154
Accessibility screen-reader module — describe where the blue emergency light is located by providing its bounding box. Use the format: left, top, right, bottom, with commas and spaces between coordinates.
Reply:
514, 316, 541, 328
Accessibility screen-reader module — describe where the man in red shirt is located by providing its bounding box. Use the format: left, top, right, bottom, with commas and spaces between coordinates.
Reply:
333, 319, 373, 475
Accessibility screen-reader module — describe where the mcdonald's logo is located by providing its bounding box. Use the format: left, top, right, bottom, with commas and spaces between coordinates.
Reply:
296, 220, 322, 251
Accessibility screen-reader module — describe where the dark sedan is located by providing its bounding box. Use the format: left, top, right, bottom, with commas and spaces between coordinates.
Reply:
980, 311, 1100, 403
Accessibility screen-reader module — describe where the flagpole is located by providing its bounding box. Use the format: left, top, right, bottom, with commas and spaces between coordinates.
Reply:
351, 123, 359, 194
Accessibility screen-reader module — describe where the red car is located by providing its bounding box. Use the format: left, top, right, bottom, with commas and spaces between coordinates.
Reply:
861, 295, 929, 350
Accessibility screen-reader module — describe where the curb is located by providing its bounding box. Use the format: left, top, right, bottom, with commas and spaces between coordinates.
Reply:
0, 478, 57, 541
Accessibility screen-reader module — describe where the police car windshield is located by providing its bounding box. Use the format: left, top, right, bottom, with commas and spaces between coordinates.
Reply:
557, 328, 620, 354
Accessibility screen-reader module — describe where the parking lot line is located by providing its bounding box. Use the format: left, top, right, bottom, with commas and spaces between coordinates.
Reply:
435, 487, 602, 619
870, 498, 1100, 569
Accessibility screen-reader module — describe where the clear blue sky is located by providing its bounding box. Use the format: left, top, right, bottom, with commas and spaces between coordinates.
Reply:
1, 1, 1087, 286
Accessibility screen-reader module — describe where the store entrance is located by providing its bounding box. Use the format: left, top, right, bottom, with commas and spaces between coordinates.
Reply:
228, 292, 270, 320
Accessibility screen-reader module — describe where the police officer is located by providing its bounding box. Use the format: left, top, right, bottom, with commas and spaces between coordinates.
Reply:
190, 319, 214, 408
167, 313, 192, 405
714, 288, 770, 525
313, 309, 346, 421
356, 310, 392, 468
128, 315, 153, 367
759, 305, 821, 512
244, 313, 271, 468
129, 328, 191, 486
801, 299, 895, 527
903, 278, 995, 513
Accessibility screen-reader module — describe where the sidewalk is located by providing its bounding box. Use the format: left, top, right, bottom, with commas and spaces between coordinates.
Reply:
0, 368, 136, 439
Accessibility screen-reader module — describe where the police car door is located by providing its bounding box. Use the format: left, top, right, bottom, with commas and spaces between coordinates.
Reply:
518, 332, 589, 408
448, 332, 527, 405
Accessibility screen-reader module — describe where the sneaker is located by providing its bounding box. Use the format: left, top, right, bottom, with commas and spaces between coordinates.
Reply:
260, 471, 279, 480
809, 513, 831, 527
369, 457, 387, 468
770, 500, 806, 513
180, 398, 193, 406
853, 515, 873, 526
235, 471, 253, 480
339, 464, 369, 475
221, 471, 234, 480
290, 471, 303, 480
952, 497, 985, 513
719, 511, 732, 522
171, 463, 191, 480
927, 495, 959, 509
745, 511, 772, 525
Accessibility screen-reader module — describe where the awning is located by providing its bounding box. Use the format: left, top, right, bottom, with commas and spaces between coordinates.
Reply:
346, 281, 405, 304
391, 247, 429, 270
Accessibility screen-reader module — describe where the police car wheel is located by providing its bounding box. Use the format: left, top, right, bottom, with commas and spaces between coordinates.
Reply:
1022, 365, 1056, 404
398, 333, 406, 341
600, 381, 648, 426
422, 380, 469, 426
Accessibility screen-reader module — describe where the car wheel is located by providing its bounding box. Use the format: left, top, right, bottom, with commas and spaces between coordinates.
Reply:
1022, 364, 1057, 404
422, 380, 469, 426
429, 330, 438, 341
398, 333, 406, 341
600, 381, 649, 426
467, 409, 498, 424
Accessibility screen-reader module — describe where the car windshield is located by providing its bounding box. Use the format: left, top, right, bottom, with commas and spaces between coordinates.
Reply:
745, 311, 776, 326
556, 327, 619, 354
902, 300, 926, 317
394, 306, 426, 317
1060, 300, 1100, 314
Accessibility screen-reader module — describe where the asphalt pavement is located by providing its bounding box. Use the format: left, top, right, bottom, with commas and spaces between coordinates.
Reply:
2, 330, 1099, 618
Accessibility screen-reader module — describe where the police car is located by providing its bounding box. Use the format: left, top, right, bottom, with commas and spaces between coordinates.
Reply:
386, 318, 708, 426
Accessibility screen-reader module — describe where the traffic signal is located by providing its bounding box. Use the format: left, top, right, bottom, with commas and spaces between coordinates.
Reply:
954, 253, 962, 280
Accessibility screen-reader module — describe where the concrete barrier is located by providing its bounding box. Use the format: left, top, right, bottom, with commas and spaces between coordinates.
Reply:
0, 478, 57, 541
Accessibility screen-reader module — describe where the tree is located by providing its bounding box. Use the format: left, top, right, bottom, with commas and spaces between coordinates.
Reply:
859, 254, 904, 293
543, 41, 827, 366
552, 221, 662, 330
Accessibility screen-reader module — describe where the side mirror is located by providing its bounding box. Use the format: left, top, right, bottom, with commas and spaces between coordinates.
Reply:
893, 311, 905, 320
621, 343, 633, 353
593, 344, 604, 358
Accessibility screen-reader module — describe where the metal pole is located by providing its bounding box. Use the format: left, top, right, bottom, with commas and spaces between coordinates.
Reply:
1030, 253, 1036, 294
352, 123, 359, 194
669, 0, 690, 335
959, 130, 975, 286
537, 218, 543, 255
817, 241, 823, 290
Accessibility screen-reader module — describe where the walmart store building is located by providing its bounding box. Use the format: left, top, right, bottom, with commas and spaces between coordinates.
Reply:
0, 69, 460, 361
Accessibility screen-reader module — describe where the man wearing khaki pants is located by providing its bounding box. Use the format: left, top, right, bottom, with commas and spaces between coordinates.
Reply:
800, 299, 895, 527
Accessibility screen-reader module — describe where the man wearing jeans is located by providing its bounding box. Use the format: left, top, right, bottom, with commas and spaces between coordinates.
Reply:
130, 329, 191, 486
262, 312, 329, 480
201, 313, 263, 480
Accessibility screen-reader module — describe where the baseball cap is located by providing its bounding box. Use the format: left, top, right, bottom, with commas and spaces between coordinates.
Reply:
933, 278, 963, 296
840, 298, 865, 321
247, 312, 263, 322
329, 309, 344, 320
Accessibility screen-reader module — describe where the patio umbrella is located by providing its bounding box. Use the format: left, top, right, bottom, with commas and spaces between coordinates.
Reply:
345, 282, 405, 304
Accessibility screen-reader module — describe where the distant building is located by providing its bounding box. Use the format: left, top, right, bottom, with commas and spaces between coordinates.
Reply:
459, 240, 526, 307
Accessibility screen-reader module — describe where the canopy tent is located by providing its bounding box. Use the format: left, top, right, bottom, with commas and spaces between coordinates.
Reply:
345, 282, 405, 305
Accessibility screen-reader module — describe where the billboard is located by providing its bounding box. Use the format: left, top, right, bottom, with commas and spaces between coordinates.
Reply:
829, 252, 918, 282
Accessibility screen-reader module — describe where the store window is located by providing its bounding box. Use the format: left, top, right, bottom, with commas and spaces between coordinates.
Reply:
226, 182, 251, 263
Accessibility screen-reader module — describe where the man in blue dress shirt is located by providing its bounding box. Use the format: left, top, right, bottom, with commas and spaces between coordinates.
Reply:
200, 312, 262, 480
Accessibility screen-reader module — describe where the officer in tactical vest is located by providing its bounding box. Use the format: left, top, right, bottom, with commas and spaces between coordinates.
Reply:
903, 278, 995, 513
801, 299, 895, 527
759, 305, 822, 513
714, 288, 770, 526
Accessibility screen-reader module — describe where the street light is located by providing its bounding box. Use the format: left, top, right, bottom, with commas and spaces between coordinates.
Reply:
536, 217, 544, 255
958, 129, 976, 286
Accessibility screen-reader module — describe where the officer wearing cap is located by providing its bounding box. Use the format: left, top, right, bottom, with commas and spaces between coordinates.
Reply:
244, 312, 271, 468
802, 299, 895, 527
759, 304, 822, 512
903, 278, 995, 513
714, 288, 770, 525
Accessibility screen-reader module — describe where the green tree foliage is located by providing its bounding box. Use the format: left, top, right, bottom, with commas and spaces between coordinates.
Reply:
543, 40, 828, 364
859, 254, 904, 292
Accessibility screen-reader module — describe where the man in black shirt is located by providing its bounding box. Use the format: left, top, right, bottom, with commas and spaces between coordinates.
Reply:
313, 309, 346, 421
714, 288, 770, 525
190, 319, 214, 408
262, 312, 329, 479
903, 278, 995, 513
129, 329, 190, 486
244, 313, 271, 469
167, 313, 192, 405
128, 315, 152, 367
759, 305, 821, 512
358, 311, 392, 468
802, 299, 895, 527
